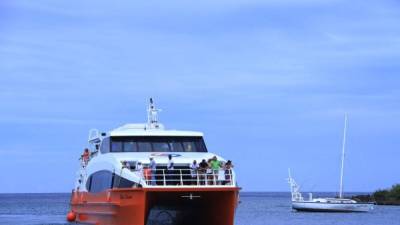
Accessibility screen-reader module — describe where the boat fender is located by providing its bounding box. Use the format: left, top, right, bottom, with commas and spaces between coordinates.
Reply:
66, 211, 76, 222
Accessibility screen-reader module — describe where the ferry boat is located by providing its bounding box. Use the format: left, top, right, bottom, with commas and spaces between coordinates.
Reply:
287, 115, 374, 212
67, 99, 240, 225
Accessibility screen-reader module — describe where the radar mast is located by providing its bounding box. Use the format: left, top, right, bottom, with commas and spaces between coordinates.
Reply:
147, 98, 162, 129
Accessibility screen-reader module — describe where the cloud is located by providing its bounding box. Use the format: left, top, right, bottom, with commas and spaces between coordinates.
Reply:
1, 0, 400, 192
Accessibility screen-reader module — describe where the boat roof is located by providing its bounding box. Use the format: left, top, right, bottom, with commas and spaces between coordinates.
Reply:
109, 123, 204, 137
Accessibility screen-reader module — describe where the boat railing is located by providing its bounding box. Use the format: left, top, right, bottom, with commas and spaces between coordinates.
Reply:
135, 168, 236, 187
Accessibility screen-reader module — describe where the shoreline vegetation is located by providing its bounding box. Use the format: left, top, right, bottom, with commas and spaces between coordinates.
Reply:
352, 184, 400, 205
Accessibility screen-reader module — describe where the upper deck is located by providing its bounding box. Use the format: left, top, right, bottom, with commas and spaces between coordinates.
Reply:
88, 98, 206, 153
77, 99, 237, 192
109, 123, 203, 137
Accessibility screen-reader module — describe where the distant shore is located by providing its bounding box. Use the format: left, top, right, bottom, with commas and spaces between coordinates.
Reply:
352, 184, 400, 205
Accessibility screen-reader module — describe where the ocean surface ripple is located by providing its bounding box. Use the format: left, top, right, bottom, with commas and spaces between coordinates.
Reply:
1, 192, 399, 225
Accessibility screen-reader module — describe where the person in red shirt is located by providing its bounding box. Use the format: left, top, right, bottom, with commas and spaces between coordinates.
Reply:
81, 148, 90, 165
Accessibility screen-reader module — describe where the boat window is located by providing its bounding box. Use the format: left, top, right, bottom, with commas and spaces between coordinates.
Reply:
111, 141, 123, 152
123, 141, 138, 152
137, 142, 152, 152
183, 142, 196, 152
100, 137, 110, 153
170, 142, 184, 152
152, 142, 170, 152
110, 136, 208, 153
86, 176, 92, 191
88, 170, 113, 193
113, 174, 138, 188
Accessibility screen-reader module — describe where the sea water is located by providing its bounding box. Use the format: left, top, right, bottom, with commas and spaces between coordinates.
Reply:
0, 192, 399, 225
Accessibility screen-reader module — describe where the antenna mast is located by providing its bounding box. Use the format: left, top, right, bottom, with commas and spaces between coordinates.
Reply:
147, 98, 161, 129
339, 114, 348, 198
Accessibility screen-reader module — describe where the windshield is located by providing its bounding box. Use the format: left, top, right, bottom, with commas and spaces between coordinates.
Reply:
110, 136, 207, 153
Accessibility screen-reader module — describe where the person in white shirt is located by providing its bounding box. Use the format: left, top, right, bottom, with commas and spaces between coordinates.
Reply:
136, 161, 144, 180
149, 157, 157, 185
167, 155, 174, 170
167, 155, 174, 185
190, 160, 199, 185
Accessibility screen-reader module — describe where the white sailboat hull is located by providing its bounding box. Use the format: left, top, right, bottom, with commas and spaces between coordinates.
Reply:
292, 201, 374, 212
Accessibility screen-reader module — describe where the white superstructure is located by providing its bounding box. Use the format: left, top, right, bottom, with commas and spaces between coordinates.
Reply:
75, 99, 236, 193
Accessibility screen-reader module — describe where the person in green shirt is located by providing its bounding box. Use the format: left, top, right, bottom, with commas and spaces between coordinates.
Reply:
210, 156, 221, 184
210, 156, 221, 170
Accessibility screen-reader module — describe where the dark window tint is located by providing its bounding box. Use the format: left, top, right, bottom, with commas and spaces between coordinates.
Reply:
113, 174, 137, 188
88, 170, 113, 193
124, 141, 137, 152
137, 142, 152, 152
152, 142, 170, 152
110, 136, 208, 153
86, 176, 92, 191
111, 141, 123, 152
182, 142, 196, 152
100, 137, 110, 153
170, 142, 183, 152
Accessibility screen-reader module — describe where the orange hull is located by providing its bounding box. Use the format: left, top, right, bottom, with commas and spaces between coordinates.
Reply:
70, 187, 239, 225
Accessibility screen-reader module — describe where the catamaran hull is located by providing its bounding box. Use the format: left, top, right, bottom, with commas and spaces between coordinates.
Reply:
70, 187, 239, 225
292, 202, 374, 212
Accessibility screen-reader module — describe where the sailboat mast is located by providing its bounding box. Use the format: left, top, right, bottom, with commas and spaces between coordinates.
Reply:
339, 114, 348, 199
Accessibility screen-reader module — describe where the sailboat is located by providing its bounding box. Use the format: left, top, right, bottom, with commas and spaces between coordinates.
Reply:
288, 114, 374, 212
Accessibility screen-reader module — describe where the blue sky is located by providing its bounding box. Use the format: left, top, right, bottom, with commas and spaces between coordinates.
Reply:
0, 0, 399, 193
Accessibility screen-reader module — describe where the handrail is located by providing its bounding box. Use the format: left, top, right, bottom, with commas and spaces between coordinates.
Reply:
130, 168, 235, 187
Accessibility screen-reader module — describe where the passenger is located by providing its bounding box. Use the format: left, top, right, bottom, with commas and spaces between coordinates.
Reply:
210, 156, 221, 185
81, 148, 90, 166
167, 155, 174, 185
217, 162, 226, 185
199, 159, 208, 171
143, 167, 151, 184
167, 154, 174, 170
224, 160, 234, 184
207, 158, 214, 185
136, 161, 144, 170
185, 143, 194, 152
190, 160, 199, 185
122, 161, 131, 169
149, 157, 157, 185
136, 161, 144, 179
199, 159, 208, 185
225, 160, 234, 169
